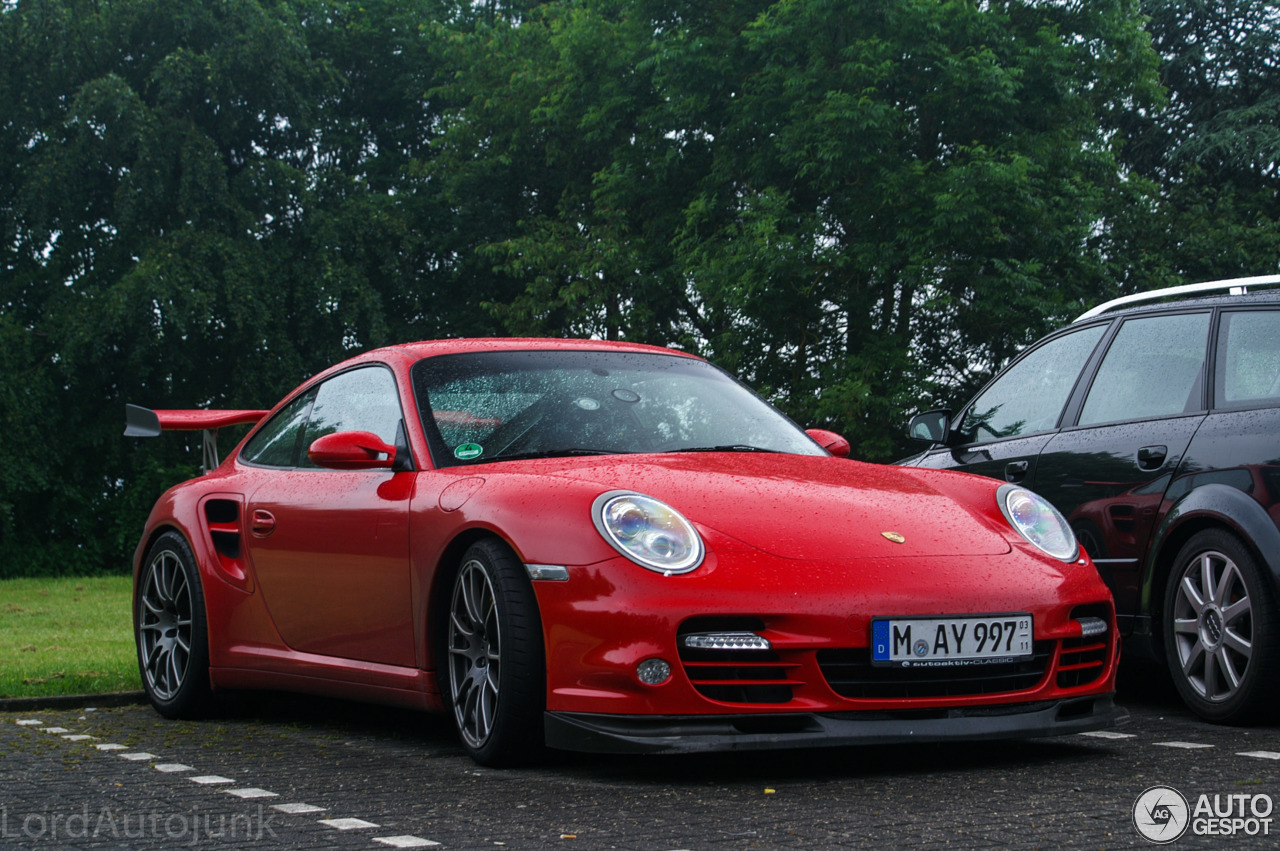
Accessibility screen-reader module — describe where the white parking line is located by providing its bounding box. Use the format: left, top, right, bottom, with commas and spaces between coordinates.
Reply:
273, 803, 327, 814
225, 787, 278, 799
374, 836, 441, 848
189, 775, 236, 785
61, 734, 95, 741
1238, 750, 1280, 760
95, 743, 128, 751
1154, 741, 1214, 749
1079, 730, 1135, 739
319, 817, 381, 830
41, 726, 70, 734
118, 752, 158, 761
15, 719, 43, 726
155, 763, 195, 773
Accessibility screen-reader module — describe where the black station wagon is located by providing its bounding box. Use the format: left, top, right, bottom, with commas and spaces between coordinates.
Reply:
902, 276, 1280, 724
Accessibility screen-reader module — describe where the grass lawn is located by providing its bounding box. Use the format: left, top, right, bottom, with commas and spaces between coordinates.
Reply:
0, 575, 141, 699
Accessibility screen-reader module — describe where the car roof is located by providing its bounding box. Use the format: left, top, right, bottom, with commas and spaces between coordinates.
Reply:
364, 337, 702, 361
310, 337, 705, 380
1074, 275, 1280, 322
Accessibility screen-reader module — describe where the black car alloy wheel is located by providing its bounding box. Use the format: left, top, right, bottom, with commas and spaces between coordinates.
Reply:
1165, 529, 1280, 723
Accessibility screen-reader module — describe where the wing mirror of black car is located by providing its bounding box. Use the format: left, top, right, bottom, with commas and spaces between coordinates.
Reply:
308, 431, 397, 470
806, 428, 851, 457
907, 409, 952, 445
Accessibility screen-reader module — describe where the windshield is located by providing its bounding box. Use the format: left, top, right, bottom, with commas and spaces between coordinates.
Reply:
411, 349, 824, 466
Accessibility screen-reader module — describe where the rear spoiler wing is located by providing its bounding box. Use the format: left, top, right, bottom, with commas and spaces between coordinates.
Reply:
125, 404, 269, 473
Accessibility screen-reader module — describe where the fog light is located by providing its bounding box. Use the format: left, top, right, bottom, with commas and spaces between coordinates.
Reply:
1076, 617, 1107, 638
636, 658, 671, 685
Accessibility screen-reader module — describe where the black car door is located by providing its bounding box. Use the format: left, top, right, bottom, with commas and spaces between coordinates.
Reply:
1034, 310, 1213, 628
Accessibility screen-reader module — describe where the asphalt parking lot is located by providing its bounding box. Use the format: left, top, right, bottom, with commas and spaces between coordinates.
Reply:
2, 665, 1279, 850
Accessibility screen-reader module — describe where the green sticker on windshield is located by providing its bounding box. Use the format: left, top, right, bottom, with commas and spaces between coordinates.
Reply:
454, 443, 484, 461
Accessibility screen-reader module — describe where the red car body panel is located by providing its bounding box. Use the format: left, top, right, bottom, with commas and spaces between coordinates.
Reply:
131, 338, 1121, 754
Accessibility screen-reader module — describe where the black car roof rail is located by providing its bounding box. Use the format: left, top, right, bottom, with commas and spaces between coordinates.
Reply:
1074, 274, 1280, 322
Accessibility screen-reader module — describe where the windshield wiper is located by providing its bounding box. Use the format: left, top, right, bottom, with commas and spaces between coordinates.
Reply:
484, 448, 624, 462
669, 444, 778, 454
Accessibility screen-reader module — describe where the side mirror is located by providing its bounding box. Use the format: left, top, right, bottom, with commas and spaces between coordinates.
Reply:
907, 410, 952, 444
308, 431, 396, 470
805, 428, 851, 458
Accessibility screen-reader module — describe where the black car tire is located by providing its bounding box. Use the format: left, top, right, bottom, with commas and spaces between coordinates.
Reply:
445, 539, 546, 766
1163, 529, 1280, 723
136, 531, 214, 719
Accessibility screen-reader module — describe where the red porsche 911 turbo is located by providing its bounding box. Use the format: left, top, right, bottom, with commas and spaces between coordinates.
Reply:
126, 338, 1122, 765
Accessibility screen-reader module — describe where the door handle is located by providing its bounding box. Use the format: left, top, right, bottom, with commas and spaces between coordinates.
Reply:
1004, 460, 1029, 483
1137, 445, 1168, 471
251, 509, 276, 537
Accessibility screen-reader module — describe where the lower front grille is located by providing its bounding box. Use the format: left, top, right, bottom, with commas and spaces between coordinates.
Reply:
677, 617, 800, 704
678, 653, 799, 704
1057, 636, 1109, 689
817, 642, 1053, 699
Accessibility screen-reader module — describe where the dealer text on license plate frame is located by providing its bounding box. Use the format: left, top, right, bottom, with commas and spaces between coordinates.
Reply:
871, 614, 1033, 667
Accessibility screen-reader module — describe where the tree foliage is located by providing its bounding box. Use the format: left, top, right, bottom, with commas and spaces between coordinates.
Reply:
432, 0, 1161, 457
1, 0, 1275, 576
0, 0, 499, 575
1108, 0, 1280, 289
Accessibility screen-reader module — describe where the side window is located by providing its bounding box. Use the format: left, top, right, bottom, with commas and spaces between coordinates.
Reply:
298, 365, 403, 468
1078, 312, 1210, 426
960, 324, 1106, 442
1216, 310, 1280, 408
240, 391, 315, 468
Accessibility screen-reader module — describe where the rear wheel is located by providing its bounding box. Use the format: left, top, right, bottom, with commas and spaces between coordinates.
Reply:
1163, 529, 1280, 723
446, 539, 545, 766
136, 531, 214, 718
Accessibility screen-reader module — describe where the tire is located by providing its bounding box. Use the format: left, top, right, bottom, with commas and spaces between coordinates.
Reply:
136, 531, 214, 719
1163, 529, 1280, 723
445, 539, 546, 766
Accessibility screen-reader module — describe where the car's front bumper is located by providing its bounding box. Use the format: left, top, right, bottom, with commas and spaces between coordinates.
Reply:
545, 693, 1125, 754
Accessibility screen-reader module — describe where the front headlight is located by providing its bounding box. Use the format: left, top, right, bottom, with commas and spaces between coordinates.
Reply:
592, 491, 705, 574
997, 485, 1078, 562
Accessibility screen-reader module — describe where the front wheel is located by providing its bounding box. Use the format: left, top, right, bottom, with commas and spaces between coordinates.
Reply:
446, 539, 546, 766
1163, 529, 1280, 723
136, 531, 214, 718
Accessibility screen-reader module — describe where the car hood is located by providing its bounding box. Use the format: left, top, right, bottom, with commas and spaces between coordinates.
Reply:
532, 452, 1012, 560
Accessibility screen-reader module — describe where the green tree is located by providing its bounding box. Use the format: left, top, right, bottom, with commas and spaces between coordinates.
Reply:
0, 0, 484, 576
432, 0, 1160, 459
1109, 0, 1280, 290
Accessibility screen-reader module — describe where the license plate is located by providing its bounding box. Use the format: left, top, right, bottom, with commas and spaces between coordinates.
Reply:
871, 614, 1033, 667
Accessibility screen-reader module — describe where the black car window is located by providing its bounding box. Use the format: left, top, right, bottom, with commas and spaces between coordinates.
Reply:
1216, 310, 1280, 408
1078, 312, 1210, 426
239, 391, 315, 467
959, 324, 1106, 442
297, 365, 403, 468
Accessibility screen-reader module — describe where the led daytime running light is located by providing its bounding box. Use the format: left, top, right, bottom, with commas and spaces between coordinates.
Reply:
1075, 617, 1107, 638
682, 632, 772, 651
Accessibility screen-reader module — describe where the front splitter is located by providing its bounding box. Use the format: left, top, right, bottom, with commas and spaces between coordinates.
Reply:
545, 694, 1125, 754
